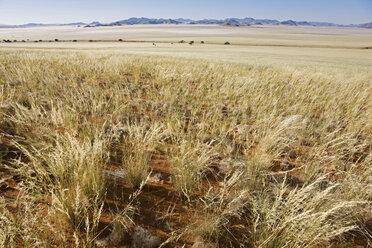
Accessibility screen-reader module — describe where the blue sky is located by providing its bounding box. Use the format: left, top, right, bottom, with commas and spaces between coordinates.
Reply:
0, 0, 371, 25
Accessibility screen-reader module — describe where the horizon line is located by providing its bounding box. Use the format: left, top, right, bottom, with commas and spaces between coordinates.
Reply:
1, 16, 369, 26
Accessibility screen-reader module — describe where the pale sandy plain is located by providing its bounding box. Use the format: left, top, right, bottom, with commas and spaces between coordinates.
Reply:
1, 24, 372, 70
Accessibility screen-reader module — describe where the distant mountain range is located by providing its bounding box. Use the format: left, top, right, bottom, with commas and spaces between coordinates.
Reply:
359, 23, 372, 29
0, 17, 371, 29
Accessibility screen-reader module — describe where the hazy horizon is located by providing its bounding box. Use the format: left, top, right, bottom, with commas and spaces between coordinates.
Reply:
0, 0, 371, 25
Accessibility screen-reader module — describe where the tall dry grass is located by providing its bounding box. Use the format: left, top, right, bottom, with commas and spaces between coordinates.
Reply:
0, 49, 371, 247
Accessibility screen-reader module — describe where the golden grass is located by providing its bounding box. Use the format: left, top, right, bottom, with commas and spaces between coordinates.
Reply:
0, 42, 371, 247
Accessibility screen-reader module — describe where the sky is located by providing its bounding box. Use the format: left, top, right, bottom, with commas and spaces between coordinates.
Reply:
0, 0, 371, 25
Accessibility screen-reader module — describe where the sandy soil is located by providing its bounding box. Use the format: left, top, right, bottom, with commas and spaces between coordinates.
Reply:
1, 24, 372, 46
1, 24, 372, 73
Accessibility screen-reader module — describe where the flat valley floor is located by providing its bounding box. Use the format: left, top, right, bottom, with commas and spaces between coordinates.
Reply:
1, 24, 372, 69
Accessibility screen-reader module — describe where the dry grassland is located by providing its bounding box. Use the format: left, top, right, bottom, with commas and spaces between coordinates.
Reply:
0, 25, 371, 247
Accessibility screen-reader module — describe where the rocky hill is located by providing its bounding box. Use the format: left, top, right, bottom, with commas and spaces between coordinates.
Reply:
359, 22, 372, 28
